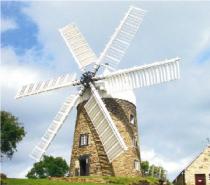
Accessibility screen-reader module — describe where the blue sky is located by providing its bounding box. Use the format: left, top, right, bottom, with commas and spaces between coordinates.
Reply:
1, 1, 210, 180
1, 2, 41, 54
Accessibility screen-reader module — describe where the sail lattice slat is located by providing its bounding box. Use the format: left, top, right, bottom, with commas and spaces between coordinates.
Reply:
84, 83, 127, 162
97, 6, 146, 68
30, 94, 79, 161
59, 24, 97, 69
15, 73, 77, 99
102, 58, 180, 93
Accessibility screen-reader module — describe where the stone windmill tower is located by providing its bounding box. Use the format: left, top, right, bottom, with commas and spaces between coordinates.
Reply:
15, 6, 181, 177
69, 88, 141, 176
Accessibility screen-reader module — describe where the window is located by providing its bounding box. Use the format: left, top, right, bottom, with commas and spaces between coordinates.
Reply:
134, 160, 140, 171
133, 136, 138, 147
130, 114, 135, 124
79, 134, 88, 147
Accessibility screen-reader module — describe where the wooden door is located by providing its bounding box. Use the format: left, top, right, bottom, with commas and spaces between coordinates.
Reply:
195, 174, 206, 185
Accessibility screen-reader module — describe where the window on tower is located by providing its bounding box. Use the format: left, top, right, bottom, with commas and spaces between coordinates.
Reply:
79, 134, 88, 147
133, 136, 138, 147
130, 114, 135, 124
134, 160, 140, 171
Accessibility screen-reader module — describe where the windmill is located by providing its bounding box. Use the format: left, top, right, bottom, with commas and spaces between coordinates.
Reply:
15, 6, 180, 176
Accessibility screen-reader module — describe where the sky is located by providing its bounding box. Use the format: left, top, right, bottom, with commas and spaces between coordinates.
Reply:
1, 1, 210, 180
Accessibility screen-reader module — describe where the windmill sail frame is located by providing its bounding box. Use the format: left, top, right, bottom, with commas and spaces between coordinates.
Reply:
15, 5, 181, 163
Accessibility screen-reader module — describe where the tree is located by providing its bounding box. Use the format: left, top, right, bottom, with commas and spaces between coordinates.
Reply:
141, 160, 150, 175
27, 155, 69, 178
0, 111, 25, 159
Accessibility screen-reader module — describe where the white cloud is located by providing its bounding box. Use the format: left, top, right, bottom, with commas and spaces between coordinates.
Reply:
0, 48, 41, 90
198, 27, 210, 50
141, 147, 192, 176
1, 18, 18, 32
17, 166, 31, 179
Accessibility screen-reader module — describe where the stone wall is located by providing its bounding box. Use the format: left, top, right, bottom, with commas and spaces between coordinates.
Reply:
69, 98, 142, 177
69, 100, 113, 176
185, 146, 210, 185
104, 98, 141, 176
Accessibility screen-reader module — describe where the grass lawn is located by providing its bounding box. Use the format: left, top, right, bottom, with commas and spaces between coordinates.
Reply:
2, 178, 112, 185
2, 176, 159, 185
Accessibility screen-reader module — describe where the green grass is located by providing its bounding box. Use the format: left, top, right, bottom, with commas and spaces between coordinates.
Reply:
1, 178, 110, 185
2, 176, 159, 185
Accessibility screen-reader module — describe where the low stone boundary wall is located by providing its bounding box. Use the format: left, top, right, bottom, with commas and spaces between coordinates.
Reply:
49, 176, 106, 184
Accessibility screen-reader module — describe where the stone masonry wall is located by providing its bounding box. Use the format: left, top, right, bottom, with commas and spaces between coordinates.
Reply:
69, 98, 141, 177
69, 101, 113, 176
104, 98, 141, 176
185, 146, 210, 185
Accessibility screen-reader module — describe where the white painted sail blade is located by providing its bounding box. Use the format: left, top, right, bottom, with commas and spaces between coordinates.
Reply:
102, 58, 181, 93
84, 83, 127, 162
15, 73, 77, 99
96, 6, 146, 68
30, 94, 79, 161
59, 24, 97, 69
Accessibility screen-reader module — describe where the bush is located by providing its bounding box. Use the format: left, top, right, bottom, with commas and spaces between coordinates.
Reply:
27, 155, 69, 178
